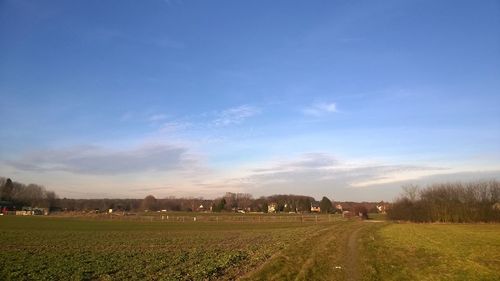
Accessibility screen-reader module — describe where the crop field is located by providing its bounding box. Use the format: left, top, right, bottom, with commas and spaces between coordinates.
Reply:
1, 216, 499, 281
360, 223, 500, 281
0, 215, 334, 281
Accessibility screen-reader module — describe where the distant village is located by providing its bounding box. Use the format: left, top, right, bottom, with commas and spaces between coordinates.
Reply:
0, 177, 389, 218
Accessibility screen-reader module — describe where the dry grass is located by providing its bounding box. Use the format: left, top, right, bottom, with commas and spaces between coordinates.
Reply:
360, 223, 500, 281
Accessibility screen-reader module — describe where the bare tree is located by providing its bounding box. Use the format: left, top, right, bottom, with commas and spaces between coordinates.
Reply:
141, 195, 158, 211
402, 184, 420, 202
389, 180, 500, 222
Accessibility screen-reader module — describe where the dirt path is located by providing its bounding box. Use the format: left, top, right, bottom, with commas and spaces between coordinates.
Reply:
345, 225, 362, 281
240, 221, 369, 281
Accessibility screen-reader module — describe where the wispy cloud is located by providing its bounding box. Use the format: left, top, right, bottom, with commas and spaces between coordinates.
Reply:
129, 186, 175, 193
120, 112, 133, 121
219, 153, 448, 198
7, 144, 196, 175
213, 105, 260, 126
149, 114, 168, 122
302, 102, 338, 116
263, 164, 443, 186
159, 121, 190, 133
252, 153, 339, 173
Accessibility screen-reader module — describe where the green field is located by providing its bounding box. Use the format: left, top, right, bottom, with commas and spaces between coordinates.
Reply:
1, 216, 499, 281
0, 216, 324, 280
360, 223, 500, 281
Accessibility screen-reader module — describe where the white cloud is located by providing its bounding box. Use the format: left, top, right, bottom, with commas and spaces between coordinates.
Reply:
252, 153, 339, 173
149, 114, 168, 122
213, 105, 260, 126
303, 102, 338, 116
249, 154, 444, 184
159, 121, 190, 133
7, 144, 196, 175
211, 153, 451, 200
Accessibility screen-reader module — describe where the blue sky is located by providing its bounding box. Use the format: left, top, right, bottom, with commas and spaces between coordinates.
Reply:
1, 0, 499, 200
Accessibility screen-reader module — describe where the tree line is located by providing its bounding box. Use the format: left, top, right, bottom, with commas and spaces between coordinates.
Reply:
58, 193, 336, 214
1, 178, 341, 213
1, 177, 380, 214
388, 180, 500, 222
0, 177, 57, 209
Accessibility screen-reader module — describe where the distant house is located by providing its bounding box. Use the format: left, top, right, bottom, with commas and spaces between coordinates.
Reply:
15, 207, 48, 216
335, 204, 343, 212
493, 202, 500, 211
342, 210, 353, 218
15, 210, 29, 216
310, 202, 321, 213
376, 201, 389, 214
268, 202, 277, 213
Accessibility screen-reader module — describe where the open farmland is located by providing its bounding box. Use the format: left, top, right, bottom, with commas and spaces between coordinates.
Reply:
1, 215, 500, 281
0, 215, 345, 281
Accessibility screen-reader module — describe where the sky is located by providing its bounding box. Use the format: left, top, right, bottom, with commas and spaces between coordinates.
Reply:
1, 0, 499, 201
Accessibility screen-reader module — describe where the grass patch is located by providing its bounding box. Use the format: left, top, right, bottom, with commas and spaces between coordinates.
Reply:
243, 220, 360, 281
360, 223, 500, 281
